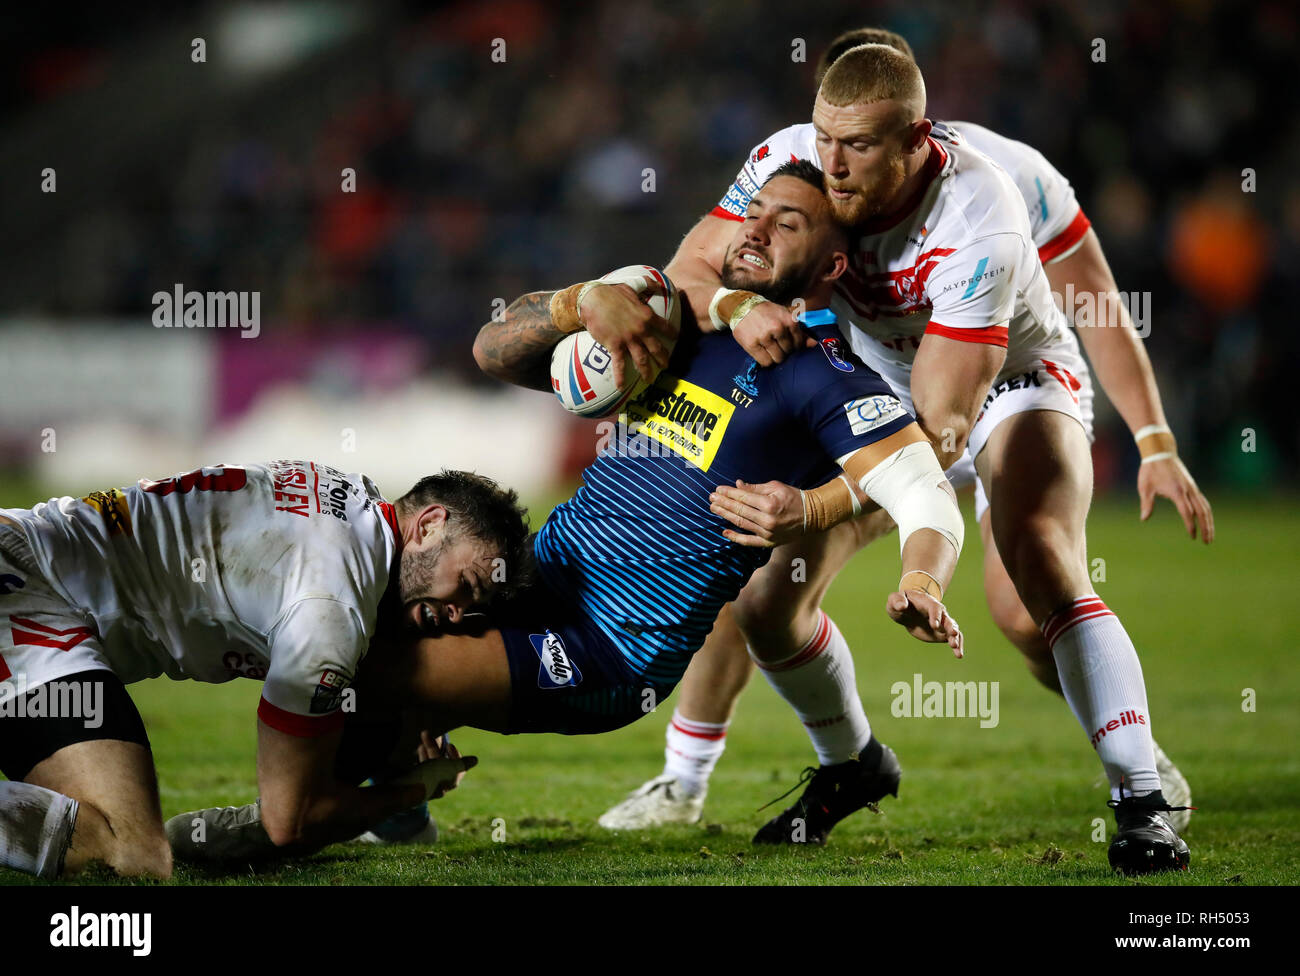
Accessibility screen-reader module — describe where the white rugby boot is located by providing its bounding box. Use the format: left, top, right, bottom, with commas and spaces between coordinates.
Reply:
597, 775, 705, 829
1152, 740, 1192, 833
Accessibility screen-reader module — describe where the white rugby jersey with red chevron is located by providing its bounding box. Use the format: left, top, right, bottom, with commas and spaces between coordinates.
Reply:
0, 461, 399, 737
712, 119, 1084, 387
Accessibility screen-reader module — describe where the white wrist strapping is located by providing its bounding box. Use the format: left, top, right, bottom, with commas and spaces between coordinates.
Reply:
1133, 424, 1172, 442
708, 287, 740, 332
840, 441, 964, 556
575, 280, 604, 327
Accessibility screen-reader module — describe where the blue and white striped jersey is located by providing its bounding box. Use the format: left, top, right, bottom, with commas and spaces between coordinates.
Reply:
534, 309, 914, 686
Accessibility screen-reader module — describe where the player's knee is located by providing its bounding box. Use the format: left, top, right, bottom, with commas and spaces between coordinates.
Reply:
110, 820, 173, 878
127, 833, 173, 879
732, 592, 811, 653
77, 805, 173, 879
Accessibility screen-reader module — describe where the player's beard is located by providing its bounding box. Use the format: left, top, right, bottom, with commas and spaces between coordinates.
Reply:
398, 535, 448, 605
721, 251, 821, 307
827, 148, 907, 227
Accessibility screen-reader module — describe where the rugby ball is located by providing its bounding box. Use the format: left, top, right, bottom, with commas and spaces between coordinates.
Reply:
549, 265, 680, 418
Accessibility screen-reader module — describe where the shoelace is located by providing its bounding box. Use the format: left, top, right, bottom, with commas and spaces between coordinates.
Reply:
757, 765, 818, 812
1107, 780, 1194, 815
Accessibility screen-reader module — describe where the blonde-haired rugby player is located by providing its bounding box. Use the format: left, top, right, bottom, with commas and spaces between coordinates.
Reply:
589, 42, 1194, 874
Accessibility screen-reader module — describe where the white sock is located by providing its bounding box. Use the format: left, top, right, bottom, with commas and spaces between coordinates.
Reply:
753, 611, 871, 766
1043, 595, 1161, 799
663, 710, 728, 798
0, 780, 79, 878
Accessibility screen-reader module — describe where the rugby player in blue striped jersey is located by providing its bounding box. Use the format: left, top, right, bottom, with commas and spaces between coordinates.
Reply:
340, 162, 964, 747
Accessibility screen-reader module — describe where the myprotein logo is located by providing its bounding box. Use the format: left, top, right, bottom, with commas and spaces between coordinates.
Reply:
1090, 708, 1146, 746
151, 283, 260, 338
530, 631, 582, 690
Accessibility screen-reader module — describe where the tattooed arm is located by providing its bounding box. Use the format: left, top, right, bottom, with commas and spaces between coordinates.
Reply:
472, 291, 563, 392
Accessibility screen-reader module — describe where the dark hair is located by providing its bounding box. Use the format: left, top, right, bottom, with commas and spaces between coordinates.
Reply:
397, 469, 532, 603
764, 158, 827, 194
761, 160, 850, 249
815, 28, 916, 86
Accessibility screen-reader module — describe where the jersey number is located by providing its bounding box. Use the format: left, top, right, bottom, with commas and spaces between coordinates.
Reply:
140, 466, 248, 497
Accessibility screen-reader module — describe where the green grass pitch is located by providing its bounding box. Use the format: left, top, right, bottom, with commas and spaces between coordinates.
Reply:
3, 493, 1298, 886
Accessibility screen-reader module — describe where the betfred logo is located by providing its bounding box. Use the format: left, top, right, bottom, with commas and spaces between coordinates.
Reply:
530, 631, 583, 690
819, 337, 854, 373
1090, 709, 1146, 746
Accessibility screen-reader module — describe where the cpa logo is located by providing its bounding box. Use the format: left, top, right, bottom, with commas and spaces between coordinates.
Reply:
850, 395, 896, 423
583, 343, 612, 374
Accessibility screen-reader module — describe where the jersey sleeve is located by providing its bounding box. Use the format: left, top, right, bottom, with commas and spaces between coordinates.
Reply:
258, 597, 367, 738
710, 125, 805, 222
953, 120, 1092, 266
779, 335, 917, 462
922, 232, 1022, 348
1031, 161, 1091, 265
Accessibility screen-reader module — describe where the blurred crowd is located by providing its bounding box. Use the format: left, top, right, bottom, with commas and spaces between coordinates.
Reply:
3, 0, 1296, 486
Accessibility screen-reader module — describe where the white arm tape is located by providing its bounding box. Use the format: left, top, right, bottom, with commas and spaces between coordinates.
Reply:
839, 441, 964, 556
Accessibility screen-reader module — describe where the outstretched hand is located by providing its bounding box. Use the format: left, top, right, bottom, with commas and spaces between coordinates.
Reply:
886, 589, 963, 658
1137, 456, 1214, 543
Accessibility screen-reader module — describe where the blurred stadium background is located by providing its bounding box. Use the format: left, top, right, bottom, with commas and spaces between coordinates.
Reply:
0, 0, 1294, 503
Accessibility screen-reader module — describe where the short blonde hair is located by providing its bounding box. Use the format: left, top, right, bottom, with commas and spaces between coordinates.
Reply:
818, 43, 925, 119
814, 28, 916, 86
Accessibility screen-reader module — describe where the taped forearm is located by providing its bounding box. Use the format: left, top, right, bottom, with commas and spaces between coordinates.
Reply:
841, 440, 964, 557
801, 474, 862, 532
549, 281, 606, 334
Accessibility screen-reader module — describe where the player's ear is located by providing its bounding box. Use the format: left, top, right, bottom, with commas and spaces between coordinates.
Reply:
822, 248, 850, 284
902, 118, 932, 154
416, 504, 450, 541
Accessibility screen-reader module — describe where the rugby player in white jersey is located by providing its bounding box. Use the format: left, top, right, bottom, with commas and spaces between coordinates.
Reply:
0, 462, 527, 879
589, 36, 1206, 874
